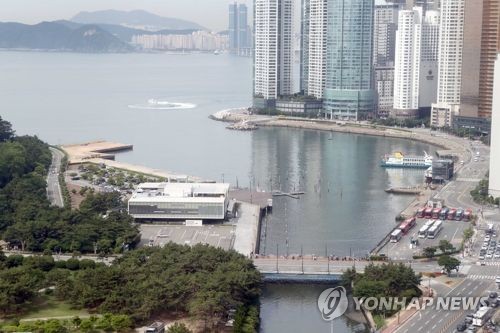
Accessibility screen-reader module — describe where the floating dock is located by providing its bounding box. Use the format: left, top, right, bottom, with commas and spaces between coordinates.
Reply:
385, 187, 423, 195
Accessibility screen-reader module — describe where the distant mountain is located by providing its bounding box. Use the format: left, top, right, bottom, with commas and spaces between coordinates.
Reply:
56, 20, 197, 43
71, 9, 206, 31
0, 21, 133, 52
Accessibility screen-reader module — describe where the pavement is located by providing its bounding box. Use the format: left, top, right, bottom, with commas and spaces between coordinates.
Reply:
47, 147, 65, 208
138, 223, 235, 250
380, 218, 470, 261
393, 278, 495, 333
232, 202, 261, 256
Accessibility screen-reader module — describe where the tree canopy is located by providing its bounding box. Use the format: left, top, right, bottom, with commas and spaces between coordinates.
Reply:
344, 263, 422, 316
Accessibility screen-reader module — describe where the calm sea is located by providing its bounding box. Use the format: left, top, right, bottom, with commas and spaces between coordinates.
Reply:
0, 51, 436, 333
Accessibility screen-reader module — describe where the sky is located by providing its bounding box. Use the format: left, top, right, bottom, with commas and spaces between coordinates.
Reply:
0, 0, 253, 32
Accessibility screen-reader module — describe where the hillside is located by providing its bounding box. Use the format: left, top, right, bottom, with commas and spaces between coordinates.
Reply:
56, 20, 197, 42
0, 21, 133, 52
71, 9, 206, 31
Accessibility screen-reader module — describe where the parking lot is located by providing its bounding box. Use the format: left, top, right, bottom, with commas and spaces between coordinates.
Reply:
380, 217, 470, 260
138, 224, 236, 250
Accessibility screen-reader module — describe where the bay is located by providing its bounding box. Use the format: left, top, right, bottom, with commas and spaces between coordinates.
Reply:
0, 51, 435, 332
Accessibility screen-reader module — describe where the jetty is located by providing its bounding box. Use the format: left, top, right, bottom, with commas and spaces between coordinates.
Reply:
62, 141, 133, 163
226, 121, 258, 131
272, 191, 305, 199
61, 141, 206, 182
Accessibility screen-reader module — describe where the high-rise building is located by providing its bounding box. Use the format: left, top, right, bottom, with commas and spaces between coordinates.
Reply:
253, 0, 294, 108
229, 3, 238, 50
373, 3, 400, 117
323, 0, 376, 120
393, 8, 423, 118
478, 0, 500, 119
418, 10, 439, 108
229, 2, 251, 55
431, 0, 465, 127
489, 52, 500, 198
374, 3, 399, 68
300, 0, 310, 93
300, 0, 328, 98
459, 0, 483, 118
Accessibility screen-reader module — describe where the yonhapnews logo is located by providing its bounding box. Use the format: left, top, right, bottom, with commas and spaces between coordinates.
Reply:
317, 286, 349, 321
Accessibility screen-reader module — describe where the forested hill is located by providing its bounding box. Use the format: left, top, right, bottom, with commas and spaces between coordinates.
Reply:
0, 21, 133, 53
0, 115, 139, 253
0, 116, 262, 332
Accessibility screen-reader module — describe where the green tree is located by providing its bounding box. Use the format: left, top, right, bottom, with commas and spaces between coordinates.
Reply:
438, 255, 461, 275
167, 322, 192, 333
0, 116, 15, 142
438, 240, 455, 254
44, 319, 68, 333
463, 227, 474, 243
79, 319, 94, 333
423, 246, 437, 259
341, 266, 358, 287
110, 314, 133, 332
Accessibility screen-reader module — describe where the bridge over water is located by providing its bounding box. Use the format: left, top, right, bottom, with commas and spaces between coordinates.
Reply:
252, 257, 440, 283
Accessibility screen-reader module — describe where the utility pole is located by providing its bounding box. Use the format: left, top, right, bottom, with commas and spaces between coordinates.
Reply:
276, 244, 279, 273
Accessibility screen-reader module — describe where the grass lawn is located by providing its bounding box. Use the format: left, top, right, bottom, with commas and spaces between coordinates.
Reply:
20, 294, 89, 320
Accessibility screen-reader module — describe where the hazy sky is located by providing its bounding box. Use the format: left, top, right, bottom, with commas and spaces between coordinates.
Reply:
0, 0, 253, 31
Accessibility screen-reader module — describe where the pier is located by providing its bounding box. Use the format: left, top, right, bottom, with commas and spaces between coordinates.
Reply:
61, 141, 206, 182
62, 141, 133, 163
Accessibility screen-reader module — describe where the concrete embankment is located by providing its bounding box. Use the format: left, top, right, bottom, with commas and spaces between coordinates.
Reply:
232, 202, 262, 257
61, 140, 206, 183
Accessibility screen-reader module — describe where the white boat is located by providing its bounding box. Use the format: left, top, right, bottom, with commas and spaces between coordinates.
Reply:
380, 151, 433, 169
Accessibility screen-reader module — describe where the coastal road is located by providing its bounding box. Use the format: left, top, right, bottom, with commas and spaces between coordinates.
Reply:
47, 147, 65, 208
393, 278, 494, 333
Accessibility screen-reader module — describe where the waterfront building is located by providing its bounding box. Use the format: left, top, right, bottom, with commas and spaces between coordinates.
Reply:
253, 0, 294, 109
300, 0, 310, 94
276, 96, 323, 114
431, 0, 465, 127
300, 0, 328, 99
229, 2, 251, 56
373, 3, 400, 117
323, 0, 376, 120
393, 7, 423, 118
128, 183, 230, 220
432, 159, 454, 183
489, 53, 500, 198
131, 32, 229, 51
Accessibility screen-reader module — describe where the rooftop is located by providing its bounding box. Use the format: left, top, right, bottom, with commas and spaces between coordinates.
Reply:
130, 182, 230, 202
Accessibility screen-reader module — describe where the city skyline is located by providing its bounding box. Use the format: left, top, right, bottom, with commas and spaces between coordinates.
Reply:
0, 0, 252, 32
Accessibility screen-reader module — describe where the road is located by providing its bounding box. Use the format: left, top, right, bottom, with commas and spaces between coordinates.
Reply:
394, 278, 495, 333
252, 257, 440, 275
46, 147, 65, 208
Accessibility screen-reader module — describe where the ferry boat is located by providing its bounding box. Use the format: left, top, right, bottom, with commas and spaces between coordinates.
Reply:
380, 151, 433, 169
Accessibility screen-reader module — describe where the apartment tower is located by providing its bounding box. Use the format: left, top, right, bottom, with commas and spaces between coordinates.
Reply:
253, 0, 294, 108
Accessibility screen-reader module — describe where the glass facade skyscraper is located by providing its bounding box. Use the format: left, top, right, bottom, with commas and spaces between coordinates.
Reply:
229, 2, 250, 55
323, 0, 376, 120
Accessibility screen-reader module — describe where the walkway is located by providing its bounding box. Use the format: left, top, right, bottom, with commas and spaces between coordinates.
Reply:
47, 147, 64, 208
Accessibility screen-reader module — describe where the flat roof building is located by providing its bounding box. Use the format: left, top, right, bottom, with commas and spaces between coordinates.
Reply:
128, 183, 230, 221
